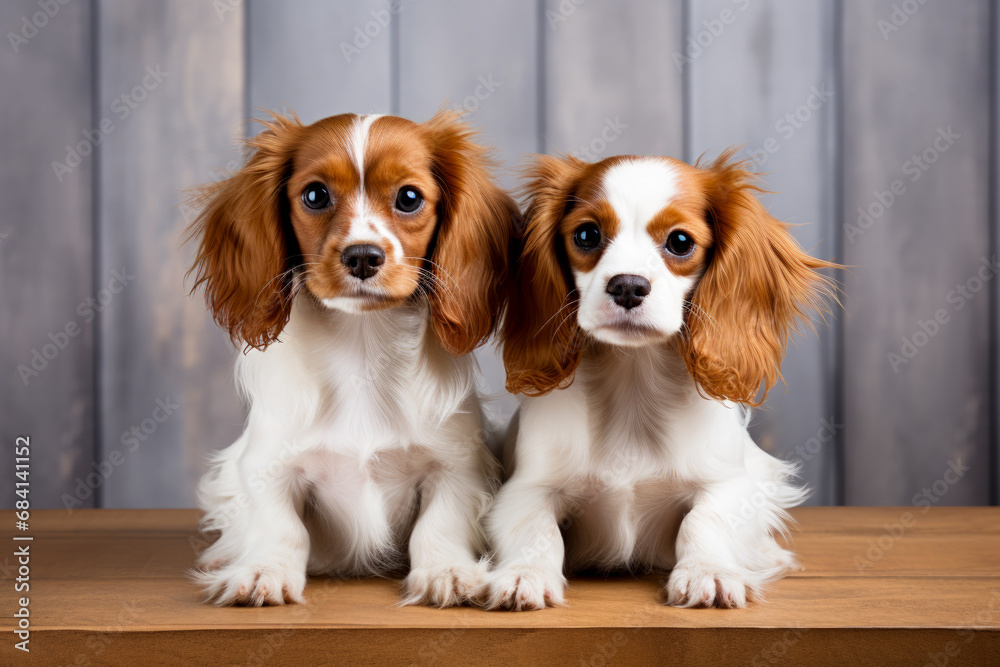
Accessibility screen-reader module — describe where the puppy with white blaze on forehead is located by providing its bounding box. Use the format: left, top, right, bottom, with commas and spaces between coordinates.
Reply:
485, 151, 837, 610
186, 110, 517, 607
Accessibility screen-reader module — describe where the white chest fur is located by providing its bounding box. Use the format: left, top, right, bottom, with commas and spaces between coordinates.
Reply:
506, 344, 772, 572
239, 298, 476, 453
199, 297, 489, 579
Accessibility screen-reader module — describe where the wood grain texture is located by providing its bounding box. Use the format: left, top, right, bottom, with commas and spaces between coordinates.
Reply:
1, 508, 996, 665
995, 0, 1000, 508
397, 0, 540, 423
0, 0, 95, 509
543, 0, 684, 160
96, 0, 245, 508
248, 0, 392, 123
687, 0, 840, 505
398, 0, 539, 185
841, 0, 993, 505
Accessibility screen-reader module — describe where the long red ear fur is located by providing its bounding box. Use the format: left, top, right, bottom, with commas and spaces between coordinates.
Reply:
422, 110, 520, 356
185, 113, 302, 350
680, 148, 838, 406
502, 154, 589, 396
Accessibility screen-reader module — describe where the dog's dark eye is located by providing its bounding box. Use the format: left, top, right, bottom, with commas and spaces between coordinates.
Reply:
573, 223, 601, 250
395, 186, 423, 213
665, 230, 694, 257
302, 182, 330, 210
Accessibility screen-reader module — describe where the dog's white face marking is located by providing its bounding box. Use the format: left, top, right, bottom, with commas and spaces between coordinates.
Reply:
573, 158, 696, 347
341, 114, 403, 258
321, 114, 407, 314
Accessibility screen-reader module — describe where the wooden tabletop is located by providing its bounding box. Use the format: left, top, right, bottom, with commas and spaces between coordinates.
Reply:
1, 507, 998, 666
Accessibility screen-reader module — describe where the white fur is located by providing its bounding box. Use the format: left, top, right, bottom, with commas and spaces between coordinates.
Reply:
484, 158, 805, 610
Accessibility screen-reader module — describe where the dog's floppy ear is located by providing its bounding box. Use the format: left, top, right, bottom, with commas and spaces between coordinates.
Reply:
186, 113, 302, 350
421, 110, 520, 356
502, 154, 589, 396
679, 149, 837, 405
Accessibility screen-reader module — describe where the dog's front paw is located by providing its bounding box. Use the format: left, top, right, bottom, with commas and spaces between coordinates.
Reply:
484, 565, 566, 611
401, 561, 486, 608
665, 562, 749, 609
193, 562, 306, 606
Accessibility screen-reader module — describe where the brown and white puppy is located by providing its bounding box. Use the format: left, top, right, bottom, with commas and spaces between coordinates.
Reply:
485, 151, 835, 610
188, 111, 517, 607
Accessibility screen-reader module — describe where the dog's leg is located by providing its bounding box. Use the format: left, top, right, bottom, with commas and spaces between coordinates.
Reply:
664, 476, 798, 609
194, 426, 311, 606
401, 437, 492, 608
483, 476, 567, 611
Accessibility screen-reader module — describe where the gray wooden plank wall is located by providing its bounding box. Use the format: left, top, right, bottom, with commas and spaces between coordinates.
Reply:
1, 0, 998, 508
97, 0, 245, 508
841, 0, 993, 505
0, 0, 95, 508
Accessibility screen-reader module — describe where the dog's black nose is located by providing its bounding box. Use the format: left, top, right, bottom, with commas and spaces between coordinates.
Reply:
341, 244, 385, 280
606, 274, 651, 310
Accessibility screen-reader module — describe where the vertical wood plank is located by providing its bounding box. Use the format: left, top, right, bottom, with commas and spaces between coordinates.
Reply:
398, 0, 539, 186
248, 0, 392, 124
842, 0, 992, 505
0, 0, 94, 508
993, 0, 999, 507
687, 0, 839, 504
544, 0, 684, 161
98, 0, 245, 507
397, 0, 540, 421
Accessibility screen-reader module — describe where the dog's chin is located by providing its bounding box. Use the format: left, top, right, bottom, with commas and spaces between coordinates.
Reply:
316, 287, 410, 314
586, 320, 673, 348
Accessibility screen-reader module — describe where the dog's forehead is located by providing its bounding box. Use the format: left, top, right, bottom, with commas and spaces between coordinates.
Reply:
365, 116, 435, 175
293, 114, 358, 166
597, 158, 681, 229
293, 114, 432, 180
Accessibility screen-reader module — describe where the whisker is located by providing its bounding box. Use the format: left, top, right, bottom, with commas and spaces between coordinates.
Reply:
401, 256, 464, 295
412, 266, 460, 302
400, 256, 465, 301
535, 293, 578, 336
551, 308, 579, 344
683, 300, 719, 332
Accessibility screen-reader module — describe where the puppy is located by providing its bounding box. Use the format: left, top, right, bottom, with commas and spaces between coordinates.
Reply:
187, 110, 517, 607
485, 151, 835, 610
